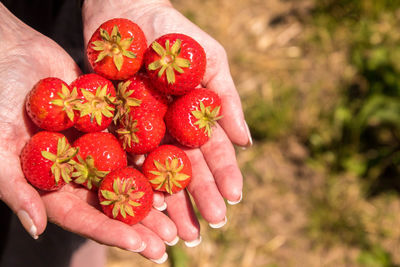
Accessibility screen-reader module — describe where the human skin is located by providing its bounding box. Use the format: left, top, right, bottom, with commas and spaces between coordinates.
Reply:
0, 0, 251, 263
0, 3, 177, 262
82, 0, 251, 259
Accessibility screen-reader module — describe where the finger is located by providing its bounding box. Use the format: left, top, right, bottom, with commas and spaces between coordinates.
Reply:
41, 188, 145, 253
201, 124, 243, 204
0, 154, 47, 239
140, 209, 177, 245
132, 223, 168, 264
202, 49, 252, 148
184, 148, 227, 226
152, 191, 166, 211
164, 190, 201, 246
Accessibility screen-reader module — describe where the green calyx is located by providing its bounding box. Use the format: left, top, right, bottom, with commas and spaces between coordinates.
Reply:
75, 85, 116, 126
116, 115, 139, 150
41, 137, 78, 185
100, 177, 144, 219
113, 80, 142, 124
148, 39, 191, 84
51, 84, 80, 122
91, 25, 136, 71
149, 158, 190, 194
191, 101, 223, 137
72, 155, 109, 190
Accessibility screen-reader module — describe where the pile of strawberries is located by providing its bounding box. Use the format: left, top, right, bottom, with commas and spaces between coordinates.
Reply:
20, 18, 223, 225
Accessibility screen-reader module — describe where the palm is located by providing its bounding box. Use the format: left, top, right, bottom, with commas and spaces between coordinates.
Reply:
0, 28, 83, 234
82, 2, 248, 241
0, 27, 174, 259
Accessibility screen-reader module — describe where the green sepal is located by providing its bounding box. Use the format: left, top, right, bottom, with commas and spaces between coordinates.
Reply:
148, 39, 191, 84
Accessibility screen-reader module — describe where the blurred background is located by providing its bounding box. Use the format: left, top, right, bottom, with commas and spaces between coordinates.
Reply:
107, 0, 400, 266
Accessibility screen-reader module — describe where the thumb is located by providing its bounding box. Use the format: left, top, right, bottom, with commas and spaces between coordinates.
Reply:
0, 154, 47, 239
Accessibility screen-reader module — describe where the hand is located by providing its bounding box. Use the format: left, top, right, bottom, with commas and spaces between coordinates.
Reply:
0, 4, 176, 262
82, 0, 252, 244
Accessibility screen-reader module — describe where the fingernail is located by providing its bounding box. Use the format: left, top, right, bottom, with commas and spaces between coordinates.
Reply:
241, 121, 253, 150
127, 241, 146, 253
150, 252, 168, 264
17, 210, 38, 239
209, 216, 227, 229
227, 192, 243, 205
133, 154, 146, 167
184, 236, 202, 248
154, 202, 167, 212
165, 236, 179, 246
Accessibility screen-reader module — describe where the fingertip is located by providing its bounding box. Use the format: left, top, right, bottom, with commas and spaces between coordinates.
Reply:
132, 224, 167, 261
152, 191, 166, 211
184, 235, 202, 248
150, 252, 168, 264
227, 191, 243, 205
165, 236, 179, 246
10, 182, 47, 238
209, 216, 227, 229
141, 209, 178, 243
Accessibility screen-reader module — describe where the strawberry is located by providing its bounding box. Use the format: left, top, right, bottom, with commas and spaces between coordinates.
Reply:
98, 167, 153, 225
165, 88, 223, 148
26, 77, 78, 131
116, 110, 166, 155
143, 33, 206, 95
20, 131, 77, 191
114, 72, 169, 122
72, 132, 127, 190
87, 18, 147, 81
70, 74, 116, 132
142, 145, 192, 194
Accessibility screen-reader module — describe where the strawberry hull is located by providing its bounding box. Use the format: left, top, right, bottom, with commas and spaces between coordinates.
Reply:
20, 131, 76, 191
142, 145, 192, 194
165, 89, 222, 148
26, 78, 76, 131
116, 110, 166, 155
87, 18, 147, 81
98, 167, 153, 225
70, 74, 116, 133
72, 132, 127, 190
144, 33, 206, 95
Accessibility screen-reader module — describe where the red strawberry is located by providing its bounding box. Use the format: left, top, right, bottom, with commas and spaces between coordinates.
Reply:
72, 132, 127, 190
98, 167, 153, 225
165, 88, 223, 148
143, 33, 206, 95
20, 131, 77, 191
142, 145, 191, 194
87, 18, 147, 80
26, 77, 78, 131
114, 72, 169, 122
70, 74, 116, 132
116, 110, 165, 155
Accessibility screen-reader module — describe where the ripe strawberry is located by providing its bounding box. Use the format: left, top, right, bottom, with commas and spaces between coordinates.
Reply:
26, 77, 78, 131
70, 74, 116, 132
143, 33, 206, 95
142, 145, 192, 194
116, 110, 165, 155
72, 132, 127, 190
98, 167, 153, 225
87, 18, 147, 80
114, 72, 169, 122
165, 89, 223, 148
20, 131, 77, 191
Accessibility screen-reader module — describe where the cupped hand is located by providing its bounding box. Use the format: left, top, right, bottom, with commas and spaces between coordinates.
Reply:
82, 0, 250, 244
0, 4, 175, 262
